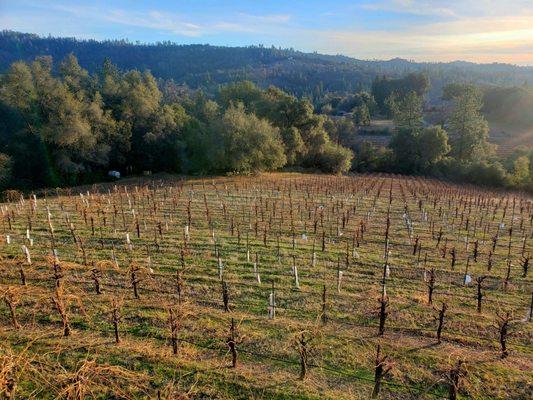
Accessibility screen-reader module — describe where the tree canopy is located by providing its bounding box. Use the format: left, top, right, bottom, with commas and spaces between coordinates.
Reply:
447, 86, 491, 162
0, 52, 530, 192
0, 56, 353, 190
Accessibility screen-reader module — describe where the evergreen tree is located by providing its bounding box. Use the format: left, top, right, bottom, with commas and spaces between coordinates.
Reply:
448, 87, 491, 162
390, 91, 423, 131
354, 104, 371, 126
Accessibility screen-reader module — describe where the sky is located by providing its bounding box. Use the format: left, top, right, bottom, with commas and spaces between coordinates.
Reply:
1, 0, 532, 65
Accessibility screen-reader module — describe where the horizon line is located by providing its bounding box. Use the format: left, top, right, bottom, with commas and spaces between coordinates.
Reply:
4, 30, 532, 68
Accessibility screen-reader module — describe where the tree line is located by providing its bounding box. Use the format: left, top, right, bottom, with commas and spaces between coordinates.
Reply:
2, 31, 532, 103
0, 54, 531, 192
0, 55, 352, 189
345, 84, 533, 191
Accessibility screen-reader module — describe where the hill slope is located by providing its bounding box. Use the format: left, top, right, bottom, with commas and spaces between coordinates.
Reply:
2, 31, 533, 100
0, 173, 531, 399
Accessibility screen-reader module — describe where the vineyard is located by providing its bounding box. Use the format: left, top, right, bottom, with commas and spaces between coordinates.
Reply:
0, 173, 531, 399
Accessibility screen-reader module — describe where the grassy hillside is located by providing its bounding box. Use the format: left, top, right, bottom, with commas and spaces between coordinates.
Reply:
0, 173, 531, 399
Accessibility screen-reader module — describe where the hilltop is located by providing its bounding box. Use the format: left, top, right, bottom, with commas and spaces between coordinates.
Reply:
2, 30, 532, 100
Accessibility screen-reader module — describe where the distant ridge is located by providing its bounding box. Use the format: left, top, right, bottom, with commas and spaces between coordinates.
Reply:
1, 30, 532, 99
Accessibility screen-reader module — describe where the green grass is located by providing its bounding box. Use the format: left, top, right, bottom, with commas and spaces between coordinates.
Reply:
0, 173, 531, 399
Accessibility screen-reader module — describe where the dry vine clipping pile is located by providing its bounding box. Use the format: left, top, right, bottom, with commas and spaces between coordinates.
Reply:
0, 173, 531, 399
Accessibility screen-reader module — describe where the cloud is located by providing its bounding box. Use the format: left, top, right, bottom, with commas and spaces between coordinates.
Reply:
362, 0, 456, 17
309, 15, 533, 64
40, 3, 291, 37
210, 14, 291, 33
286, 2, 533, 64
361, 0, 533, 18
103, 9, 203, 37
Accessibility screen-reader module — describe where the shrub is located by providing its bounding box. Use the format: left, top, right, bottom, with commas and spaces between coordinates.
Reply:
316, 143, 353, 174
0, 153, 13, 189
434, 159, 510, 188
214, 104, 287, 174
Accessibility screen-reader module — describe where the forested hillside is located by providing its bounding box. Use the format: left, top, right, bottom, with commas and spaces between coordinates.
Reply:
0, 32, 531, 193
0, 56, 353, 190
2, 31, 532, 101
